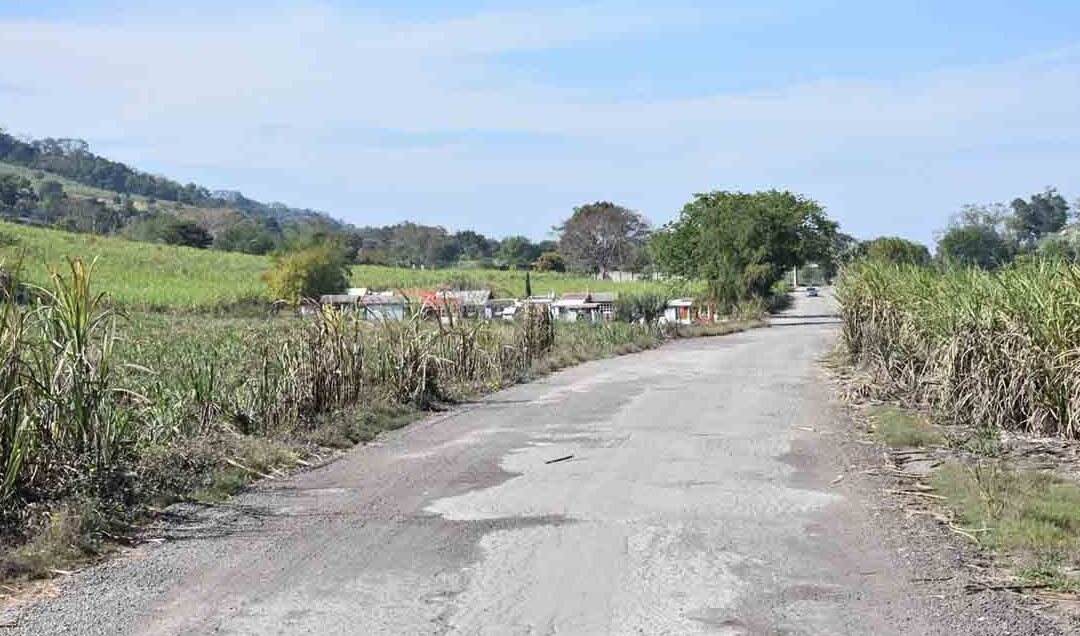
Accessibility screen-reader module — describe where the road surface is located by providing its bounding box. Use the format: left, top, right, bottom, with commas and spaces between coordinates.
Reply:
4, 293, 1055, 635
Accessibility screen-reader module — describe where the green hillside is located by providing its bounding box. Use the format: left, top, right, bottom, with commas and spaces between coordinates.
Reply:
0, 221, 269, 310
0, 221, 683, 310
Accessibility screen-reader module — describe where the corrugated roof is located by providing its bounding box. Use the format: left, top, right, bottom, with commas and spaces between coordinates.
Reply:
361, 295, 406, 305
442, 290, 492, 305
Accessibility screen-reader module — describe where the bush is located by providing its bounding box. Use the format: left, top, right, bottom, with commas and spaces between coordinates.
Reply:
614, 293, 667, 324
264, 246, 349, 303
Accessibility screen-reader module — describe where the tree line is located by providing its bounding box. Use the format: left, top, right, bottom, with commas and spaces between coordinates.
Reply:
854, 188, 1080, 270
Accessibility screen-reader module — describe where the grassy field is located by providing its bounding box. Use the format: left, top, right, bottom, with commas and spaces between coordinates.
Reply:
0, 221, 269, 310
0, 221, 686, 310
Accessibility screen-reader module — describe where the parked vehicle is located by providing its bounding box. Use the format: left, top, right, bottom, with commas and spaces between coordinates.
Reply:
806, 287, 819, 297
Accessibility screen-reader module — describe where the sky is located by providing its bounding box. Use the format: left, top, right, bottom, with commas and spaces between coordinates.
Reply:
2, 1, 1079, 246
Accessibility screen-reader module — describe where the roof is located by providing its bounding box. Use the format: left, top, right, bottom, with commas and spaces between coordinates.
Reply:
591, 292, 618, 303
667, 298, 695, 307
441, 290, 493, 306
360, 295, 406, 306
320, 294, 358, 305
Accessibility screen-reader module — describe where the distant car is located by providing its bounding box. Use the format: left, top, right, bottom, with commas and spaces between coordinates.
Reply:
806, 287, 819, 297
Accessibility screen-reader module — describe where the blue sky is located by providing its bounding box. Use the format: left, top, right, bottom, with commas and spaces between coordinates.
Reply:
2, 1, 1079, 245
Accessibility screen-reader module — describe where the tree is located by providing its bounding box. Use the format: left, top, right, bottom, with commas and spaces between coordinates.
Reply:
650, 190, 836, 311
497, 235, 540, 269
556, 202, 650, 277
533, 251, 567, 272
862, 236, 931, 266
1009, 188, 1070, 250
0, 175, 37, 213
213, 218, 279, 254
264, 245, 350, 303
935, 204, 1012, 269
1038, 224, 1080, 262
121, 214, 213, 248
525, 271, 533, 297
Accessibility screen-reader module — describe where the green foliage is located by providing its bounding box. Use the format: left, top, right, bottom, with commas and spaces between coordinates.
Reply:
264, 246, 349, 303
650, 190, 835, 311
0, 174, 37, 213
936, 204, 1013, 269
0, 259, 131, 521
1037, 224, 1080, 263
613, 293, 668, 324
1009, 188, 1070, 250
861, 236, 931, 266
533, 251, 566, 272
213, 218, 278, 254
497, 235, 541, 269
121, 213, 212, 249
870, 406, 944, 448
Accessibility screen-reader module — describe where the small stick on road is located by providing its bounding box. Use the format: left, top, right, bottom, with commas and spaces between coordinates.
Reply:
545, 455, 574, 464
964, 582, 1051, 594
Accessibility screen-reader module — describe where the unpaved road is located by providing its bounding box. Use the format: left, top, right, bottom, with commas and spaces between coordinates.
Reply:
5, 293, 1065, 635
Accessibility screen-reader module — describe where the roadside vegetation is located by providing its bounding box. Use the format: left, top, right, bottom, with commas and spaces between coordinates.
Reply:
835, 187, 1080, 597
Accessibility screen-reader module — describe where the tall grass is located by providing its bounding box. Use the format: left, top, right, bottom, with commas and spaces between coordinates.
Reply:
837, 260, 1080, 438
0, 259, 131, 524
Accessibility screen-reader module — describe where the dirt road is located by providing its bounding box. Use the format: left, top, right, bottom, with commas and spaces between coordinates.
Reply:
5, 294, 1063, 635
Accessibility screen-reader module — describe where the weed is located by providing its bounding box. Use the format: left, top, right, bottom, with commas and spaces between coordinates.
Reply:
871, 406, 944, 449
932, 461, 1080, 574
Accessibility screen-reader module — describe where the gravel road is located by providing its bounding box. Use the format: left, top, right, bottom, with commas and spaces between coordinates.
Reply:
4, 293, 1068, 635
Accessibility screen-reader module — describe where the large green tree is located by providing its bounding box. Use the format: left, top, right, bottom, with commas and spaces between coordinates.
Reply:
1009, 188, 1070, 250
650, 190, 836, 310
936, 204, 1012, 269
861, 236, 931, 266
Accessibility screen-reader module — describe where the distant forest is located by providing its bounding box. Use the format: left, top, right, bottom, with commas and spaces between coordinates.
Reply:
0, 129, 584, 272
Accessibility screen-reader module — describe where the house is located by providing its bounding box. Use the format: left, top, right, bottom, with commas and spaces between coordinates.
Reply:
498, 294, 556, 321
663, 298, 696, 325
590, 292, 618, 320
358, 293, 407, 321
312, 292, 407, 321
553, 292, 619, 322
553, 293, 595, 322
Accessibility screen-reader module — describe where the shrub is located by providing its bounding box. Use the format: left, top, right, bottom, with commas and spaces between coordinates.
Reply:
264, 246, 349, 303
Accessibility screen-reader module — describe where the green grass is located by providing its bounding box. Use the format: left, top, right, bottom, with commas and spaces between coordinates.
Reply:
932, 461, 1080, 585
0, 221, 691, 311
871, 406, 944, 448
